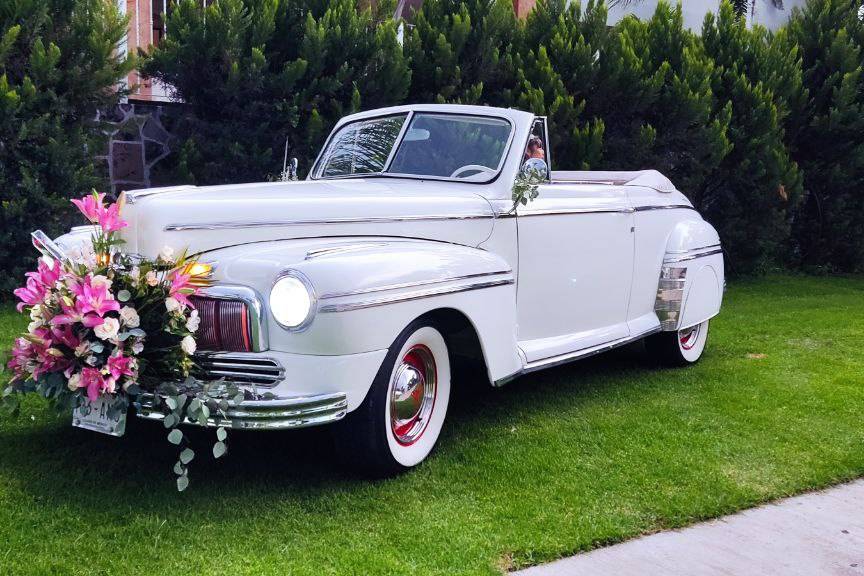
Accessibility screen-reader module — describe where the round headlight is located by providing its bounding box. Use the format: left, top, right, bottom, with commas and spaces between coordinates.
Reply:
269, 271, 316, 330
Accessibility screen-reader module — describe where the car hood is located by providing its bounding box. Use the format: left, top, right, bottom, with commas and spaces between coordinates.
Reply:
119, 178, 496, 258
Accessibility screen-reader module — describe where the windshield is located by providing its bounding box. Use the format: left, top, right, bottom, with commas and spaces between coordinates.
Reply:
313, 112, 512, 182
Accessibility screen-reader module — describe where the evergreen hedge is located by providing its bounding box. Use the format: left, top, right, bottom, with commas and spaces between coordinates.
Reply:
3, 0, 862, 288
0, 0, 131, 294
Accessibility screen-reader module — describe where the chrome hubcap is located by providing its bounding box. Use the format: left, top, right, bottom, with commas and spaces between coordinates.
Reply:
679, 324, 701, 351
390, 345, 437, 446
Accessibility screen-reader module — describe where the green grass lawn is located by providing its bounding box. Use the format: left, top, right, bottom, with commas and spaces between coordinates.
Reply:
0, 274, 862, 575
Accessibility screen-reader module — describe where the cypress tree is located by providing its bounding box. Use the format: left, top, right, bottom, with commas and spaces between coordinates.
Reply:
0, 0, 131, 294
788, 0, 864, 271
142, 0, 410, 182
702, 1, 804, 274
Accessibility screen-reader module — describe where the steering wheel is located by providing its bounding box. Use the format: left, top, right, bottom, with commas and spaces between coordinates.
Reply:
449, 164, 496, 180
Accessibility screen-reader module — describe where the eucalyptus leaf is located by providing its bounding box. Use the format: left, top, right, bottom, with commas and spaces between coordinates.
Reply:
163, 413, 177, 428
128, 328, 146, 337
216, 426, 227, 442
177, 475, 189, 492
173, 461, 184, 475
165, 397, 178, 411
117, 289, 131, 302
232, 393, 245, 405
201, 404, 210, 419
180, 448, 195, 465
189, 398, 201, 413
213, 441, 227, 459
167, 429, 183, 445
89, 341, 104, 353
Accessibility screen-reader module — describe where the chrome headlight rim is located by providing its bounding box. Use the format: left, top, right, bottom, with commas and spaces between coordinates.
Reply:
269, 269, 317, 332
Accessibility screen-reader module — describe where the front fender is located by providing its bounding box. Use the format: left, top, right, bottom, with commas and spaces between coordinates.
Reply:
207, 238, 521, 381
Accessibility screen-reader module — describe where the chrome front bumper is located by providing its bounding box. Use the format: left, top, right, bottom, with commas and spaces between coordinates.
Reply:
135, 391, 348, 430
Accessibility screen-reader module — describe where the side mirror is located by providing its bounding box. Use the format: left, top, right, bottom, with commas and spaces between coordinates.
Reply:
280, 137, 298, 181
521, 158, 548, 183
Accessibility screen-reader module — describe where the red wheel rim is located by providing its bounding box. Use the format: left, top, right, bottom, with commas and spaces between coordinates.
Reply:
389, 344, 437, 446
679, 324, 701, 351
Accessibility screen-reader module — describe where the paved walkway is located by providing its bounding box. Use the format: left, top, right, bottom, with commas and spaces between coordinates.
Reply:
515, 480, 864, 576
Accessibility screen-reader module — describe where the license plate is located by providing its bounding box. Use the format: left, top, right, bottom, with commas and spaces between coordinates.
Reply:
72, 395, 127, 437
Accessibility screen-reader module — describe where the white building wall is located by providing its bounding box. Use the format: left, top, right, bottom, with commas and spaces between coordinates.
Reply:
607, 0, 808, 32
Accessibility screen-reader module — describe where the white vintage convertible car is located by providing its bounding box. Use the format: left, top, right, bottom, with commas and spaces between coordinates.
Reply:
57, 104, 724, 474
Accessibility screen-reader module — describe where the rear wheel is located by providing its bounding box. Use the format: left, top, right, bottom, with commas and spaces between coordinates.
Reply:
336, 320, 451, 476
646, 320, 710, 366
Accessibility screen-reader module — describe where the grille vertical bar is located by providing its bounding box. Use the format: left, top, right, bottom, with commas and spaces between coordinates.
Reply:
190, 296, 252, 352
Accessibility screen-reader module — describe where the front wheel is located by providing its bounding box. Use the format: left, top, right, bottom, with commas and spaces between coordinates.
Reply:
335, 320, 451, 476
646, 320, 710, 366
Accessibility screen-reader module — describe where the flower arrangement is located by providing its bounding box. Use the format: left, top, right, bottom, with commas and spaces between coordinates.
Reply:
2, 192, 241, 491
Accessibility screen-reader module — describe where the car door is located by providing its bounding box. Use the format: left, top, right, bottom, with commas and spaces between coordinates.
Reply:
515, 181, 635, 363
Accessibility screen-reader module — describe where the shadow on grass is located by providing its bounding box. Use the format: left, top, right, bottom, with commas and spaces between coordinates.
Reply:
1, 341, 657, 513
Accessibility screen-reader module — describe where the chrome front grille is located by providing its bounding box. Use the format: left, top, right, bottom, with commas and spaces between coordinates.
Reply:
196, 354, 285, 387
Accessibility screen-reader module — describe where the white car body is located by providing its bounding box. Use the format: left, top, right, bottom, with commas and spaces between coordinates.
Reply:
56, 104, 724, 436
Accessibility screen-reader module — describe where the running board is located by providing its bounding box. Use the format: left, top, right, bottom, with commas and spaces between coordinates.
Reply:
495, 326, 662, 387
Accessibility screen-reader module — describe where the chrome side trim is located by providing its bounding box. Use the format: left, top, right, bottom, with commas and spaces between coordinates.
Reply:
318, 270, 513, 300
664, 248, 723, 263
495, 326, 663, 386
198, 285, 269, 351
665, 243, 721, 255
319, 278, 514, 313
634, 204, 697, 212
305, 243, 391, 260
164, 213, 493, 231
126, 185, 195, 204
516, 206, 635, 216
136, 391, 348, 431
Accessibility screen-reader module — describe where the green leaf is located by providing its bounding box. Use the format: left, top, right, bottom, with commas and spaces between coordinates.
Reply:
165, 397, 178, 411
189, 398, 201, 413
213, 441, 227, 459
177, 475, 189, 492
232, 392, 245, 405
163, 413, 177, 428
173, 461, 184, 475
167, 429, 183, 445
180, 448, 195, 464
117, 289, 131, 302
216, 426, 227, 442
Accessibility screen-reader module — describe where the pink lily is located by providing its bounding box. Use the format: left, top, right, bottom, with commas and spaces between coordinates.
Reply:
97, 202, 127, 233
71, 192, 105, 224
26, 258, 61, 289
7, 338, 35, 381
107, 351, 135, 381
50, 298, 108, 328
13, 276, 47, 312
167, 270, 197, 309
80, 367, 107, 402
68, 276, 120, 317
50, 325, 82, 351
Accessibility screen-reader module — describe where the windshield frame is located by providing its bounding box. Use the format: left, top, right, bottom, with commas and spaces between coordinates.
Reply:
310, 110, 516, 185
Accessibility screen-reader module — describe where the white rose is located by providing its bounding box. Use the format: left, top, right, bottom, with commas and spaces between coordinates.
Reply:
90, 275, 112, 291
159, 246, 175, 262
165, 297, 181, 313
145, 271, 159, 287
93, 317, 120, 341
67, 372, 82, 392
131, 340, 144, 354
129, 267, 141, 287
119, 306, 140, 328
185, 309, 200, 333
181, 335, 196, 355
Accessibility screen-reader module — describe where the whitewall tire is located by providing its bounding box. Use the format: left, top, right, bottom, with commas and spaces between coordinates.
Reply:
646, 320, 710, 366
335, 319, 451, 476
